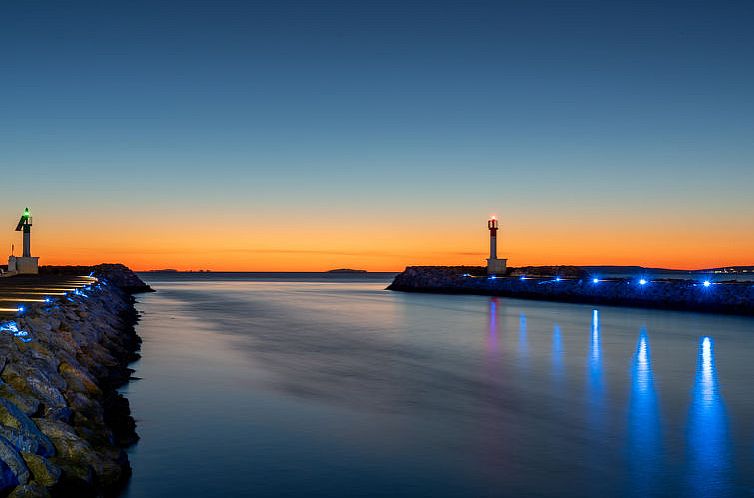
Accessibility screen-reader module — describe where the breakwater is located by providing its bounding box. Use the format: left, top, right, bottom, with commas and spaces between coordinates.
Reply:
0, 264, 151, 497
388, 266, 754, 315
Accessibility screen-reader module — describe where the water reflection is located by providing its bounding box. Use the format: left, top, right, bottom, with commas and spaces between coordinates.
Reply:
552, 324, 563, 380
519, 313, 528, 358
687, 336, 731, 496
127, 275, 754, 497
486, 298, 499, 354
588, 310, 603, 396
628, 328, 661, 495
586, 309, 605, 445
480, 297, 507, 477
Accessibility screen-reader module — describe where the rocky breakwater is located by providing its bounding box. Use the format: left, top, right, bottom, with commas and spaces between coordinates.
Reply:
388, 266, 754, 315
0, 264, 152, 497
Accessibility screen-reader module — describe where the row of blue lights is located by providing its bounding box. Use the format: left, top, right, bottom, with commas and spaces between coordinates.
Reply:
591, 277, 713, 287
468, 273, 717, 288
15, 282, 98, 315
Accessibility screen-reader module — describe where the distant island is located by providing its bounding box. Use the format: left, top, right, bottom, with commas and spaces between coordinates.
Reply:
147, 269, 213, 273
327, 268, 367, 273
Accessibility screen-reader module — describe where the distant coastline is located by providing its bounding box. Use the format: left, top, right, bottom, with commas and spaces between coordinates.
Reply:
326, 268, 367, 274
147, 269, 212, 273
582, 265, 754, 277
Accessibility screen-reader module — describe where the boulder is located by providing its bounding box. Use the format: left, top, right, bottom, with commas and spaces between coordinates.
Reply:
0, 459, 19, 492
0, 384, 40, 417
0, 435, 30, 485
21, 452, 61, 487
0, 400, 54, 457
7, 482, 51, 498
34, 420, 96, 470
59, 363, 101, 397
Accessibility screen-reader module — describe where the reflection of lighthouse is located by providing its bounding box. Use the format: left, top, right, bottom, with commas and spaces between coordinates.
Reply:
486, 217, 508, 275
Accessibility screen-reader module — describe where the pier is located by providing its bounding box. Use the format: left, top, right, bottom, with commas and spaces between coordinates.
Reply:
388, 266, 754, 315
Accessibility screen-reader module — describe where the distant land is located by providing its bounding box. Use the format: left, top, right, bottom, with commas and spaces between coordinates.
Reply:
141, 266, 753, 276
698, 266, 754, 274
147, 269, 213, 273
582, 265, 754, 275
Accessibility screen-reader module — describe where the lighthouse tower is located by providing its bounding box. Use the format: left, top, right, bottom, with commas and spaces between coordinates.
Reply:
8, 208, 39, 275
486, 217, 507, 275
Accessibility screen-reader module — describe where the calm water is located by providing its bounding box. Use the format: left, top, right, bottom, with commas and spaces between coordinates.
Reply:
121, 273, 754, 497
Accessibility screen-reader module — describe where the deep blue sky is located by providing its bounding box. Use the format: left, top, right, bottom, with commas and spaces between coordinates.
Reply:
1, 1, 752, 269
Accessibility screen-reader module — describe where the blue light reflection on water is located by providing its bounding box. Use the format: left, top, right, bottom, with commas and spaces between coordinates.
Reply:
518, 313, 528, 358
584, 306, 606, 475
627, 328, 662, 495
588, 309, 604, 399
552, 324, 563, 380
123, 273, 754, 498
687, 336, 731, 496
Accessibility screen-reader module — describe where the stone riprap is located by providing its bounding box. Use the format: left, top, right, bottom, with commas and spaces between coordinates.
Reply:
0, 264, 151, 497
388, 266, 754, 315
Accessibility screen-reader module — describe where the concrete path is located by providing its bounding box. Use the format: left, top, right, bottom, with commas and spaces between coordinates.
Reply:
0, 274, 96, 317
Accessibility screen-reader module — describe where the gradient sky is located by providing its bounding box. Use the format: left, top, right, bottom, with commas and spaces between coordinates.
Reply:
1, 0, 752, 271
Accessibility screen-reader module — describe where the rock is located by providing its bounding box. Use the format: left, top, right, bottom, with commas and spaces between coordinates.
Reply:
0, 426, 47, 456
0, 384, 40, 417
52, 461, 94, 491
34, 420, 96, 469
20, 452, 61, 487
2, 367, 67, 412
59, 363, 101, 397
0, 264, 148, 497
0, 400, 54, 457
0, 435, 30, 485
103, 393, 138, 446
43, 407, 72, 424
0, 459, 19, 492
7, 482, 51, 498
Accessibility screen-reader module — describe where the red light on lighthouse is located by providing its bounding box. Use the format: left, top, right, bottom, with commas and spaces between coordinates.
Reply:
488, 218, 498, 234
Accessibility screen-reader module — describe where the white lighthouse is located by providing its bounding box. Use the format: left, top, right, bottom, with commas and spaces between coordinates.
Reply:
8, 207, 39, 275
486, 217, 507, 275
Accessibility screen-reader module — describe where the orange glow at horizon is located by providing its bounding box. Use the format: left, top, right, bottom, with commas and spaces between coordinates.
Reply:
13, 210, 753, 272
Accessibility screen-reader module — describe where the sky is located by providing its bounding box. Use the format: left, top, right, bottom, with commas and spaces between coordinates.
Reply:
1, 0, 753, 271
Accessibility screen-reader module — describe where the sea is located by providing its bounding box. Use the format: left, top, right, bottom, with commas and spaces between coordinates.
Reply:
120, 272, 754, 497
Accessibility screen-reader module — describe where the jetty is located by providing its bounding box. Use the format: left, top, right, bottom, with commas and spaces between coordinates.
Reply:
388, 266, 754, 315
0, 264, 151, 496
388, 217, 753, 315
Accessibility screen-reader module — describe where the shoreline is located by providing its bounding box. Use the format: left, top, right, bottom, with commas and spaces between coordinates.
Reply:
0, 264, 152, 497
388, 266, 754, 316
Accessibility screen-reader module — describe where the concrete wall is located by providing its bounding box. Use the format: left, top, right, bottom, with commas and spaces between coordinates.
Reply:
7, 256, 39, 275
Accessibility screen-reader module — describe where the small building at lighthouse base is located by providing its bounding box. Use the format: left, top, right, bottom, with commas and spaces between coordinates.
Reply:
8, 256, 39, 275
487, 258, 507, 275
